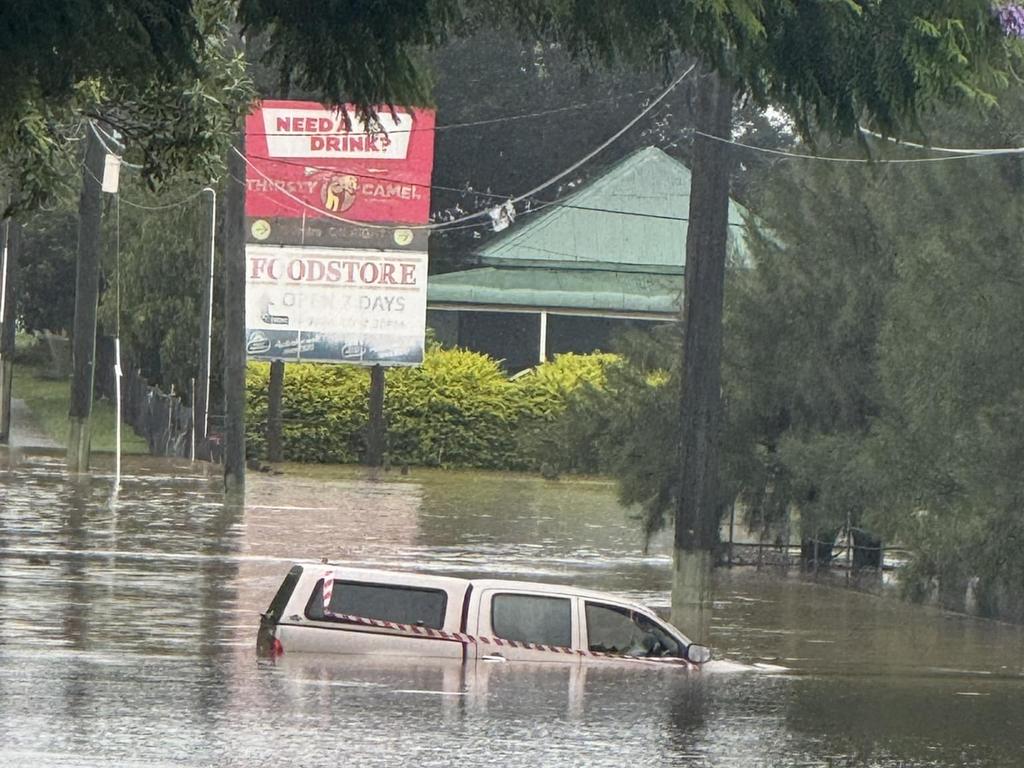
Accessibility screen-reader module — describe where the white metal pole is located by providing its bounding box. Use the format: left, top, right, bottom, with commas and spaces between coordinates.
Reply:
190, 377, 196, 461
202, 187, 216, 440
114, 336, 123, 486
0, 218, 9, 336
539, 311, 548, 363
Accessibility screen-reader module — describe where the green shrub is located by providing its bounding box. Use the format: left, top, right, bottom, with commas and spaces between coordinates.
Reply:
246, 360, 370, 462
386, 348, 519, 468
512, 352, 620, 471
244, 349, 620, 471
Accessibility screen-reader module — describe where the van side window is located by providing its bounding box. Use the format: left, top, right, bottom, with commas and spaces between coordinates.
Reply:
306, 580, 447, 630
491, 593, 571, 648
585, 602, 682, 658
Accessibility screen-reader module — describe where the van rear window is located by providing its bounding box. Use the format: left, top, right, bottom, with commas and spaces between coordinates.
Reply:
306, 579, 447, 630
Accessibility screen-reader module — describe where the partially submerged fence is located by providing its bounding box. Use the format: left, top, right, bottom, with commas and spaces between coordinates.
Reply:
720, 505, 908, 573
95, 337, 220, 460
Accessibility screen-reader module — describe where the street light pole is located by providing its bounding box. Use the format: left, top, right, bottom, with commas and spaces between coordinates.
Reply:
196, 186, 216, 451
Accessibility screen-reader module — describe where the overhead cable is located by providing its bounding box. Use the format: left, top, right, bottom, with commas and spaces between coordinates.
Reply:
236, 64, 697, 232
857, 127, 1024, 157
691, 129, 1008, 164
244, 85, 664, 137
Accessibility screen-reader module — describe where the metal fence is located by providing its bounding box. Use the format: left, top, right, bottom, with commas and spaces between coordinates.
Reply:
95, 337, 220, 460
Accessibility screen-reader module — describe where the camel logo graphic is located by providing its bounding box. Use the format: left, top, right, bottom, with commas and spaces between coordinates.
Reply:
322, 174, 359, 212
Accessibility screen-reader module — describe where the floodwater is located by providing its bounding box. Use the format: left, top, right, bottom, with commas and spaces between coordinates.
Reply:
1, 453, 1023, 767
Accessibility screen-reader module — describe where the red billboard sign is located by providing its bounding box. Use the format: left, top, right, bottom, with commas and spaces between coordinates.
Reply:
244, 100, 436, 230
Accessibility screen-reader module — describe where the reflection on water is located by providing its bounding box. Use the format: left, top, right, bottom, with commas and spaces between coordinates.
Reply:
1, 453, 1023, 767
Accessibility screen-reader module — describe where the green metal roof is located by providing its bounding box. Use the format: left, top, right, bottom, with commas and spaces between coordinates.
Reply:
427, 267, 682, 316
478, 146, 749, 271
428, 147, 748, 316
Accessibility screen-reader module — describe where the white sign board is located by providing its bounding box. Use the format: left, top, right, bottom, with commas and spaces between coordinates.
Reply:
244, 244, 427, 365
260, 107, 413, 160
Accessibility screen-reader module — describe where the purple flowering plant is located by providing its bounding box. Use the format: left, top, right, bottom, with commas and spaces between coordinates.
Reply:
996, 2, 1024, 38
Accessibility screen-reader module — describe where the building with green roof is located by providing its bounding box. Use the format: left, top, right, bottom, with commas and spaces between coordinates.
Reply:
427, 146, 749, 370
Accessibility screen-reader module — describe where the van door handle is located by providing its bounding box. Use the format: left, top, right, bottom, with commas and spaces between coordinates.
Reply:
482, 653, 507, 663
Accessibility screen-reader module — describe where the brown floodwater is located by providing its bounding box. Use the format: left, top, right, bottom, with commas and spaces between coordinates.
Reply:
1, 451, 1022, 767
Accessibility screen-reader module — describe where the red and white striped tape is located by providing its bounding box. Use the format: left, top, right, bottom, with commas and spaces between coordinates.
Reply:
323, 610, 695, 668
322, 570, 334, 614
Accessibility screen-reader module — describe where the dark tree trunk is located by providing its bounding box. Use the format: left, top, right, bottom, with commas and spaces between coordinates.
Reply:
266, 359, 284, 462
670, 68, 735, 639
0, 216, 20, 442
223, 132, 247, 493
67, 126, 106, 472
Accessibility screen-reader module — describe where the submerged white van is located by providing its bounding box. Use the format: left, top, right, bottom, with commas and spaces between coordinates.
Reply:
257, 563, 712, 668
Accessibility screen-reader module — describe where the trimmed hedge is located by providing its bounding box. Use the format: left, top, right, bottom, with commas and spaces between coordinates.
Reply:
245, 349, 619, 470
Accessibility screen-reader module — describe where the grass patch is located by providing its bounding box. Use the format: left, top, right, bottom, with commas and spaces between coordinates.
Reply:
12, 364, 149, 454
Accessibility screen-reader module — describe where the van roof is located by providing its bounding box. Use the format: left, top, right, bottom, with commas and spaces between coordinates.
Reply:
307, 562, 655, 616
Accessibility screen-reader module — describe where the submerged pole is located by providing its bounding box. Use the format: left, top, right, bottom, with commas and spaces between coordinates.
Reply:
196, 187, 217, 449
67, 125, 107, 473
670, 67, 735, 643
223, 138, 247, 494
0, 217, 20, 442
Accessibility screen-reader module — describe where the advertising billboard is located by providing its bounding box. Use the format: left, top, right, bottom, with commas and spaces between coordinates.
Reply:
245, 100, 436, 247
245, 244, 427, 365
243, 100, 435, 365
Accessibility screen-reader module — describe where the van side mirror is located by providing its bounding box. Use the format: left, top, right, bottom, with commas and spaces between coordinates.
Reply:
685, 644, 712, 664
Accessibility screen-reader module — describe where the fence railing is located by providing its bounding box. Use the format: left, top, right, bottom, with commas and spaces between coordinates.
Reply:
95, 337, 220, 460
723, 540, 911, 571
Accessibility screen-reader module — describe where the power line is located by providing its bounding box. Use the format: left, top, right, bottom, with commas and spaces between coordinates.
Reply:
237, 64, 697, 233
116, 190, 207, 211
857, 127, 1024, 157
89, 122, 145, 170
246, 147, 748, 228
692, 129, 999, 164
245, 86, 664, 138
80, 161, 207, 211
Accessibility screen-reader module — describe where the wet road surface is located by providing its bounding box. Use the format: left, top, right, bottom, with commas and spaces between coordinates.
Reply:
1, 453, 1022, 767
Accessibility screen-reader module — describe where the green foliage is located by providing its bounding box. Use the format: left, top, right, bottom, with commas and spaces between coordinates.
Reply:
516, 353, 619, 417
247, 360, 370, 462
11, 363, 149, 454
386, 348, 521, 468
17, 208, 79, 335
242, 0, 1021, 142
719, 85, 1024, 613
244, 349, 617, 470
1, 0, 251, 213
722, 149, 893, 541
513, 352, 620, 471
0, 1, 200, 124
94, 177, 219, 397
529, 326, 686, 539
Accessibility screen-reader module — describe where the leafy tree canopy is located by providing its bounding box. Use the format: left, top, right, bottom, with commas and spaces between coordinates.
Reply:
243, 1, 1022, 137
0, 0, 250, 212
3, 1, 1019, 210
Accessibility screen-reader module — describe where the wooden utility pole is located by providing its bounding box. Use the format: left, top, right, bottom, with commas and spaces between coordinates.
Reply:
670, 68, 735, 641
266, 359, 284, 462
67, 126, 107, 472
0, 216, 19, 442
365, 365, 386, 467
222, 135, 247, 492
